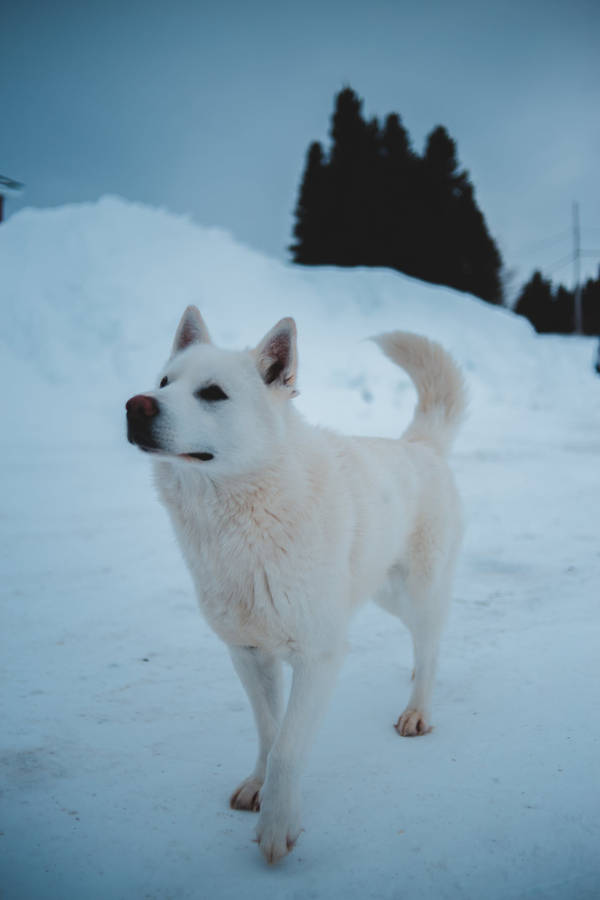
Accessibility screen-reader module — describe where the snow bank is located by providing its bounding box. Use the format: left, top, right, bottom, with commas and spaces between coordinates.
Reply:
1, 196, 595, 451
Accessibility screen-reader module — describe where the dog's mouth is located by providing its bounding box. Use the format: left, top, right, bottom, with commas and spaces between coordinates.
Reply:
138, 446, 214, 462
179, 451, 215, 462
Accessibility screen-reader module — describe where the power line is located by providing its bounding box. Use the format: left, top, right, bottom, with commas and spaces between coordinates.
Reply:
546, 252, 575, 275
514, 226, 600, 260
518, 230, 571, 253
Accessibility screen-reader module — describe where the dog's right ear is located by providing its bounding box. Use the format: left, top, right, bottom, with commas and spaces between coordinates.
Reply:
171, 306, 212, 355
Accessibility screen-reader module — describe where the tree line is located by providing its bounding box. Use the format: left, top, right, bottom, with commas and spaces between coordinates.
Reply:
515, 270, 600, 336
289, 87, 599, 338
290, 87, 503, 304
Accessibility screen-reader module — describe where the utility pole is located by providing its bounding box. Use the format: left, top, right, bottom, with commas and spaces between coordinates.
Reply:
573, 202, 582, 334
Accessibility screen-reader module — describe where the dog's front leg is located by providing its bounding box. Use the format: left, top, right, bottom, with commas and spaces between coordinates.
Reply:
256, 648, 343, 864
228, 646, 284, 811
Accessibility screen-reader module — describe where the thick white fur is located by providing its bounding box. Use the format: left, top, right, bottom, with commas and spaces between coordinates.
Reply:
138, 308, 466, 864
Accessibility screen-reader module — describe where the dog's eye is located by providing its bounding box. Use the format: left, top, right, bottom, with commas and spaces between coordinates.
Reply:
159, 376, 168, 388
196, 384, 228, 402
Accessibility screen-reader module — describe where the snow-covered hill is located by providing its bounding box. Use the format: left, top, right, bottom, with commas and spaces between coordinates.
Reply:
1, 198, 598, 899
1, 196, 595, 449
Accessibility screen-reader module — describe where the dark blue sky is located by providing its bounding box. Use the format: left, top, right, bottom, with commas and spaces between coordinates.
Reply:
2, 0, 599, 292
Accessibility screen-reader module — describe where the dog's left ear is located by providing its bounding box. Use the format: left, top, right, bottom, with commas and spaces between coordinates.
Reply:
255, 318, 298, 393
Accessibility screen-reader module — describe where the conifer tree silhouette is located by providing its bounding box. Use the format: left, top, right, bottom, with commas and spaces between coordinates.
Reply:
419, 126, 459, 287
377, 113, 418, 273
552, 285, 575, 333
515, 268, 599, 335
514, 271, 554, 331
328, 87, 380, 266
290, 87, 504, 304
582, 273, 600, 335
454, 179, 503, 304
419, 126, 502, 303
290, 142, 332, 264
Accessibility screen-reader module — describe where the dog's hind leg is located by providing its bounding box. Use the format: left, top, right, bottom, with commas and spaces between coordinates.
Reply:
394, 594, 446, 736
377, 561, 453, 737
228, 646, 284, 811
393, 564, 455, 737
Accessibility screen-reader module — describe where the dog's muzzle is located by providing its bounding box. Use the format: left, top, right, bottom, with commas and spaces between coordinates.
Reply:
126, 394, 160, 450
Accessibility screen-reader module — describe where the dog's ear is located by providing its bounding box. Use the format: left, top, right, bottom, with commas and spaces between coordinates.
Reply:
172, 306, 212, 355
255, 318, 298, 392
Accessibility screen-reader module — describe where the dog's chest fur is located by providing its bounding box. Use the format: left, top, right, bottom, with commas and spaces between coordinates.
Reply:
154, 461, 329, 651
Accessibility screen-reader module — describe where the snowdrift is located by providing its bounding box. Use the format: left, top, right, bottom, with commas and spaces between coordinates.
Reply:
0, 195, 595, 452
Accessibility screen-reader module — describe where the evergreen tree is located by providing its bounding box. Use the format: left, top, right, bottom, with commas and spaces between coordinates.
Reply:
289, 142, 332, 264
327, 87, 380, 266
514, 268, 600, 336
417, 126, 459, 287
419, 126, 502, 303
453, 179, 503, 304
582, 272, 600, 335
515, 271, 555, 332
552, 285, 575, 334
377, 113, 418, 273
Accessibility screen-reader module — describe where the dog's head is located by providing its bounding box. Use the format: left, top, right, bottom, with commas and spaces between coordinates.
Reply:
126, 307, 298, 475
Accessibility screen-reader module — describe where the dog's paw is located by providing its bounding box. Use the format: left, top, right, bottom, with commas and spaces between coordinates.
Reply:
255, 809, 302, 864
229, 775, 262, 812
394, 708, 432, 737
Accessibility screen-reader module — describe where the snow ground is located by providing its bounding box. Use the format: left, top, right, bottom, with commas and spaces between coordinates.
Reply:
1, 199, 599, 899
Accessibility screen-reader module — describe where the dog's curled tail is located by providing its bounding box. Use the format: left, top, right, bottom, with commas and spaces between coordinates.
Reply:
372, 331, 467, 454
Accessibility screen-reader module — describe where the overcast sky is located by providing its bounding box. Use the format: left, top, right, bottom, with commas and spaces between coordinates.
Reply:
2, 0, 599, 294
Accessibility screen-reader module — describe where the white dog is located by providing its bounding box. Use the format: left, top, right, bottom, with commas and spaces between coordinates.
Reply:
126, 307, 466, 864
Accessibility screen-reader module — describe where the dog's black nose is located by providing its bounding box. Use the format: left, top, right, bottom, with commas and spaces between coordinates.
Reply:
126, 394, 159, 418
